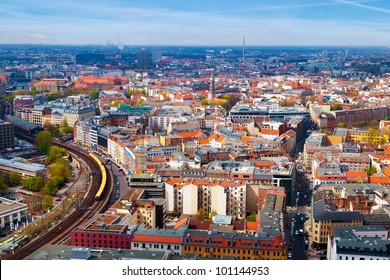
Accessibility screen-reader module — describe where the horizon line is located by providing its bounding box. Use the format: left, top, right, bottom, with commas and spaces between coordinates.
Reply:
0, 43, 389, 48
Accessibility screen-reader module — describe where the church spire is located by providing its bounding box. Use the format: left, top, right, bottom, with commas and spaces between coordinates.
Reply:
208, 72, 215, 102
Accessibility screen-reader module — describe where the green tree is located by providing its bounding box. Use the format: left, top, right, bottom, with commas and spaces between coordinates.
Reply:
42, 195, 53, 210
366, 127, 380, 144
201, 99, 210, 105
31, 86, 38, 95
44, 176, 64, 195
43, 121, 55, 132
246, 212, 257, 222
336, 122, 345, 128
330, 102, 341, 111
34, 176, 45, 192
0, 177, 9, 194
196, 208, 208, 220
35, 130, 52, 154
22, 177, 35, 190
45, 146, 68, 165
209, 210, 218, 220
134, 99, 145, 106
88, 90, 100, 100
107, 100, 123, 108
60, 118, 73, 134
49, 159, 72, 182
22, 177, 44, 192
9, 172, 22, 187
221, 94, 231, 101
43, 121, 63, 138
365, 166, 378, 176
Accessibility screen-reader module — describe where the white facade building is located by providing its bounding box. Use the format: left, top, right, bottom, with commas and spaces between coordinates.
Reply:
327, 225, 390, 260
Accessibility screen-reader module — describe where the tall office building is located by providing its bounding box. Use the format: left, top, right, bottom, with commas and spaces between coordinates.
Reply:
152, 49, 162, 62
136, 49, 152, 69
0, 120, 15, 149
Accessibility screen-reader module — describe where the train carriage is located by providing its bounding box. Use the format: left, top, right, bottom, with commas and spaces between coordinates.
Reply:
88, 153, 107, 200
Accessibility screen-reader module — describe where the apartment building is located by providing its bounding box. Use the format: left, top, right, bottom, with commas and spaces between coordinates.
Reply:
165, 179, 247, 219
148, 115, 175, 132
32, 105, 51, 126
130, 224, 185, 255
338, 153, 370, 172
63, 107, 95, 127
71, 213, 131, 249
182, 230, 287, 260
347, 129, 388, 145
327, 225, 390, 260
312, 199, 364, 247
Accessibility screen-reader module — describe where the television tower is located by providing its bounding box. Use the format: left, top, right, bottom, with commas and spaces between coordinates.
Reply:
242, 36, 245, 63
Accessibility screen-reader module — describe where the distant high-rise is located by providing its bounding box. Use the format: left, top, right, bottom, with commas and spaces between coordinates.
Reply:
208, 72, 215, 102
136, 49, 152, 69
151, 49, 162, 62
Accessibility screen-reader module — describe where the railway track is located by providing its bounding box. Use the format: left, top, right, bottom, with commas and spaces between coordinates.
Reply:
2, 142, 113, 260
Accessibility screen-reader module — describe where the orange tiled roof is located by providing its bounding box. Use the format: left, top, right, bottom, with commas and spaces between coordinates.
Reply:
254, 161, 275, 167
176, 131, 203, 139
216, 135, 226, 142
173, 217, 189, 230
34, 80, 57, 85
240, 136, 252, 143
369, 175, 390, 184
166, 178, 183, 185
345, 171, 368, 180
383, 168, 390, 176
246, 221, 260, 230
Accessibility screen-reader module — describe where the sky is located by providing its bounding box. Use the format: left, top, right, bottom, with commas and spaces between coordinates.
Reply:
0, 0, 390, 46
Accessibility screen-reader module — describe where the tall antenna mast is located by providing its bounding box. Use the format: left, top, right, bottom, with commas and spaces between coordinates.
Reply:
242, 36, 245, 63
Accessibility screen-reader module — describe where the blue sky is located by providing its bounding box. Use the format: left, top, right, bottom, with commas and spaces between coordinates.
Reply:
0, 0, 390, 46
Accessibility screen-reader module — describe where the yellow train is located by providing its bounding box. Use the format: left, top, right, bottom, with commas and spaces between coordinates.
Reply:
89, 153, 107, 200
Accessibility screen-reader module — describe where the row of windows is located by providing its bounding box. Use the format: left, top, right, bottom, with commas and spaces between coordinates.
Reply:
339, 256, 385, 260
76, 233, 129, 239
133, 243, 180, 250
74, 239, 129, 246
184, 246, 283, 257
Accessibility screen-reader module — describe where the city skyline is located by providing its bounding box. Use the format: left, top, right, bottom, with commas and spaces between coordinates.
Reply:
1, 0, 390, 46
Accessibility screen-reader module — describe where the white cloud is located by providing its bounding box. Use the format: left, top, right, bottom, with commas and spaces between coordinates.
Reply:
0, 1, 389, 45
14, 31, 48, 39
334, 0, 390, 14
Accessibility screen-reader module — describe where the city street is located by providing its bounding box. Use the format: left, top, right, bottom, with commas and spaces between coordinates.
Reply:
109, 162, 129, 199
286, 168, 313, 260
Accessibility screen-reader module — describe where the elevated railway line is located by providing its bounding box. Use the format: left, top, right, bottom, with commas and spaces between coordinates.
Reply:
2, 141, 113, 259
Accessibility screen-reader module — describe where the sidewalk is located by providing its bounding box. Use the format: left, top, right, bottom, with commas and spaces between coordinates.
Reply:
57, 156, 88, 196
